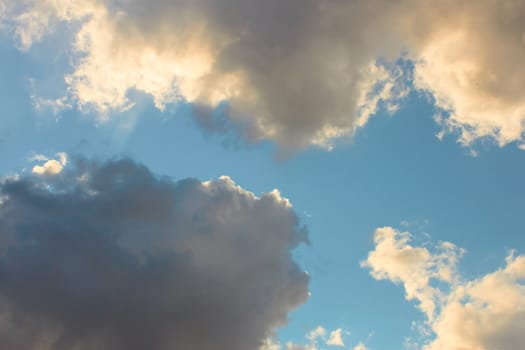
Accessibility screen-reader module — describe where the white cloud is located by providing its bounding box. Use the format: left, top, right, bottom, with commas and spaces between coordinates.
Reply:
326, 328, 345, 347
308, 326, 327, 342
361, 227, 463, 320
261, 326, 359, 350
31, 152, 67, 176
363, 226, 525, 350
352, 343, 368, 350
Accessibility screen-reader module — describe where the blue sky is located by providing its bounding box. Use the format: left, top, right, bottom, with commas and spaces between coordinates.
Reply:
1, 1, 525, 350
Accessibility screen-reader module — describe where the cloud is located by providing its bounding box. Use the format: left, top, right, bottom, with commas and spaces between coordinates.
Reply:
363, 226, 525, 350
327, 328, 345, 347
286, 325, 327, 350
3, 1, 525, 151
360, 227, 464, 320
0, 158, 309, 350
353, 343, 368, 350
30, 152, 68, 176
411, 0, 525, 148
0, 0, 407, 151
261, 326, 358, 350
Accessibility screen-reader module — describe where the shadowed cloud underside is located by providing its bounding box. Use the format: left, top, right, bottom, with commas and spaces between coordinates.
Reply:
0, 158, 309, 350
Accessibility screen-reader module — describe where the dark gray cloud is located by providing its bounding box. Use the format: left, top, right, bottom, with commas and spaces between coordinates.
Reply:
0, 158, 309, 350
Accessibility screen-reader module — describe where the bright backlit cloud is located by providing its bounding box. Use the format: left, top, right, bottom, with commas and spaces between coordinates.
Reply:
2, 1, 525, 150
327, 328, 345, 347
0, 0, 406, 151
411, 0, 525, 148
363, 226, 525, 350
30, 152, 67, 175
0, 158, 309, 350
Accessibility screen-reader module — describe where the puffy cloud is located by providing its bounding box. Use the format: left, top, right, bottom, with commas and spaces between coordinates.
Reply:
0, 158, 309, 350
261, 326, 356, 350
30, 152, 68, 176
361, 227, 464, 320
286, 326, 327, 350
353, 343, 368, 350
327, 328, 345, 347
410, 0, 525, 148
363, 226, 525, 350
0, 0, 407, 151
3, 1, 525, 151
427, 253, 525, 350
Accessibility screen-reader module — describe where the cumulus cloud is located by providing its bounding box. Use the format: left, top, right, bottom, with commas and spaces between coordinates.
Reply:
262, 326, 358, 350
411, 0, 525, 147
361, 226, 464, 320
0, 158, 309, 350
353, 343, 368, 350
30, 152, 68, 176
327, 328, 345, 347
363, 226, 525, 350
2, 1, 525, 151
0, 0, 407, 151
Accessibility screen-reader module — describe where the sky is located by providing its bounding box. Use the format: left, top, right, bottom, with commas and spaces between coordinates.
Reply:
0, 1, 525, 350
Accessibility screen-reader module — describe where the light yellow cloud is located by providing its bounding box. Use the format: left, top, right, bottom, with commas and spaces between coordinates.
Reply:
364, 226, 525, 350
326, 328, 345, 347
31, 152, 67, 176
353, 343, 368, 350
361, 226, 463, 320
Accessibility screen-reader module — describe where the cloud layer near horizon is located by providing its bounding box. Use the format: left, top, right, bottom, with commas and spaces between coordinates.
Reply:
363, 227, 525, 350
0, 158, 309, 350
3, 0, 525, 151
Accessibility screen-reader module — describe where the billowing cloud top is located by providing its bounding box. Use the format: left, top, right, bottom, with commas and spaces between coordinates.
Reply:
0, 158, 309, 350
4, 0, 525, 151
363, 227, 525, 350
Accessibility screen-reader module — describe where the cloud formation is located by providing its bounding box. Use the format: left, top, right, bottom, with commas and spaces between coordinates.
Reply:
0, 158, 309, 350
326, 328, 345, 347
363, 226, 525, 350
30, 152, 68, 175
261, 325, 361, 350
352, 343, 368, 350
3, 0, 525, 151
410, 0, 525, 148
0, 0, 406, 151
